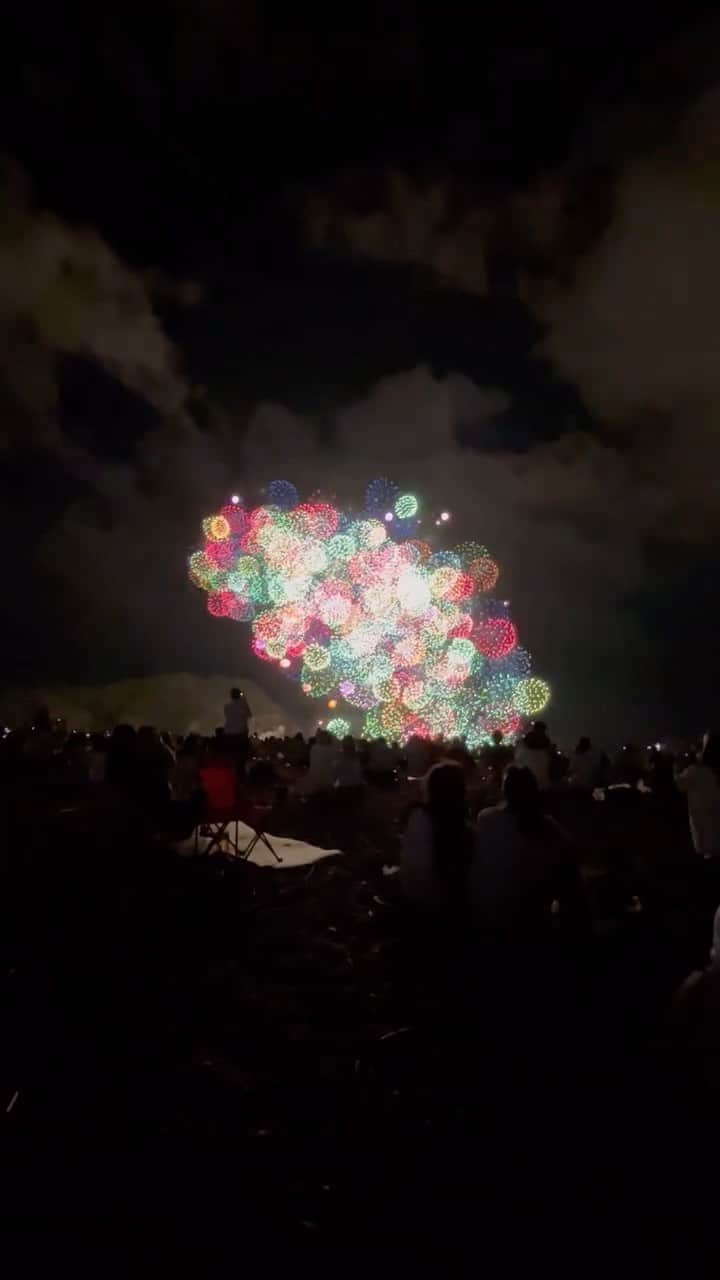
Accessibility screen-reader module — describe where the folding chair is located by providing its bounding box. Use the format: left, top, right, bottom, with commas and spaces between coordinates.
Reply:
197, 766, 283, 862
234, 789, 283, 863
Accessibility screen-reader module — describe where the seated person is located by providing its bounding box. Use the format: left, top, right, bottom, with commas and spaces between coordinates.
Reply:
400, 760, 474, 912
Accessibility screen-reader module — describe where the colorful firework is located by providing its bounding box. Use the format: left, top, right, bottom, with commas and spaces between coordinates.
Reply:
189, 481, 550, 745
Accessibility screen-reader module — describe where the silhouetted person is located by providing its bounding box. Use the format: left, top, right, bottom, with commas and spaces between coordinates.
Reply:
301, 728, 338, 795
224, 686, 252, 767
647, 745, 675, 800
168, 735, 204, 836
401, 760, 473, 911
336, 735, 364, 792
405, 733, 432, 780
568, 737, 603, 791
616, 743, 645, 787
32, 705, 51, 733
106, 724, 139, 791
366, 736, 397, 784
136, 725, 172, 822
676, 732, 720, 859
515, 721, 553, 790
470, 765, 585, 944
88, 733, 108, 785
482, 729, 514, 795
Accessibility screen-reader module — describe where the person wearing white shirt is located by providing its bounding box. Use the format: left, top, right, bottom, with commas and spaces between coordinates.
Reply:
676, 733, 720, 858
568, 737, 603, 790
514, 722, 553, 790
301, 730, 339, 795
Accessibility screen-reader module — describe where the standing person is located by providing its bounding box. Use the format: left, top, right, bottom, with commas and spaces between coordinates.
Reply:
676, 732, 720, 859
515, 721, 553, 790
470, 765, 585, 943
300, 728, 339, 796
224, 686, 252, 768
405, 733, 432, 780
481, 729, 514, 797
568, 737, 602, 791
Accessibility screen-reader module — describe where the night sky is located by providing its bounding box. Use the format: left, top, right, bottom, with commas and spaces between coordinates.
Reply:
3, 3, 720, 743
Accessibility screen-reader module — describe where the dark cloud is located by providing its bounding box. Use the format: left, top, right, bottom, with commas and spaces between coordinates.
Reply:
5, 12, 720, 744
0, 166, 193, 452
526, 89, 720, 531
34, 364, 672, 743
306, 85, 720, 538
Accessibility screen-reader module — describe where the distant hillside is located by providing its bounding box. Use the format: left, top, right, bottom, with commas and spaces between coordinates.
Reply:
0, 674, 303, 737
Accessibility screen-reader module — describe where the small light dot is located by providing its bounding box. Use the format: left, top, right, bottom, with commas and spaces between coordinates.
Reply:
440, 511, 450, 521
231, 494, 240, 505
384, 511, 394, 522
280, 658, 290, 668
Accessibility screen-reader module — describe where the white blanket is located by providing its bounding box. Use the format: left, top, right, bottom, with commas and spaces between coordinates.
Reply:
181, 821, 341, 869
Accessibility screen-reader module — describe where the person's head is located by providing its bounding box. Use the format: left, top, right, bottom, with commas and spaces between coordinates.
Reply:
315, 728, 331, 746
137, 725, 158, 749
576, 737, 591, 753
423, 761, 469, 876
524, 721, 549, 749
491, 729, 504, 746
230, 687, 242, 701
503, 764, 542, 819
425, 759, 466, 819
701, 732, 720, 771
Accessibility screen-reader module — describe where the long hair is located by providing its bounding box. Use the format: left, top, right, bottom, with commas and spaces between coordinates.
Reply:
503, 765, 545, 836
425, 760, 471, 885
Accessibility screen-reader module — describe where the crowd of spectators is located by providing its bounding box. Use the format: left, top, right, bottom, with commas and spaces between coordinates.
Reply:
4, 691, 720, 1254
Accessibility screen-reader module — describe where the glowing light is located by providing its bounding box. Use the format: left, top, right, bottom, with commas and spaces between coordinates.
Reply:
394, 493, 418, 519
475, 618, 518, 660
512, 677, 551, 717
267, 479, 299, 509
469, 556, 499, 593
231, 494, 240, 505
190, 484, 548, 743
326, 716, 351, 738
366, 476, 399, 514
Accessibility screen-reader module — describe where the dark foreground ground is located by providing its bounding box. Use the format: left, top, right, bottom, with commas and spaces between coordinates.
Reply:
2, 783, 719, 1268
